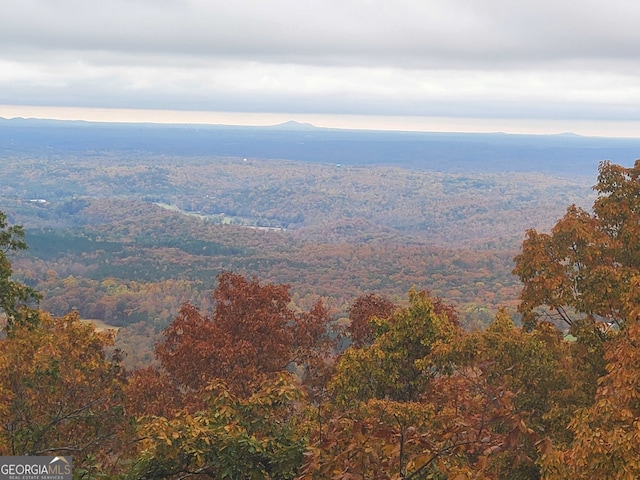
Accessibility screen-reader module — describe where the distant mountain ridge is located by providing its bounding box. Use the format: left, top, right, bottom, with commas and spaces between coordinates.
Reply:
267, 120, 319, 131
1, 116, 639, 175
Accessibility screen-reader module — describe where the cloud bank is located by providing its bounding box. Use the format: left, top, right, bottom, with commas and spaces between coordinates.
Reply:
1, 0, 640, 133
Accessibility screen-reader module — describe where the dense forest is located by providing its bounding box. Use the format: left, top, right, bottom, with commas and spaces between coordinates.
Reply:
1, 159, 640, 479
0, 133, 597, 366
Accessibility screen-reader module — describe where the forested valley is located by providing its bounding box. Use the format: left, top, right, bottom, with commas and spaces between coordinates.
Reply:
2, 120, 640, 478
1, 140, 596, 366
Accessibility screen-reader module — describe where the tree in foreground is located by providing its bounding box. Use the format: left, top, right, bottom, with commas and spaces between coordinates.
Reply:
331, 288, 458, 405
311, 297, 594, 479
346, 293, 396, 348
0, 311, 128, 476
512, 159, 640, 477
514, 159, 640, 332
129, 374, 306, 480
154, 271, 334, 399
0, 211, 40, 330
540, 291, 640, 479
122, 272, 338, 479
301, 290, 462, 479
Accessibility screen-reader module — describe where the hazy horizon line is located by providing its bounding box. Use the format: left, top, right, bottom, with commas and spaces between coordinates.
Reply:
2, 104, 640, 139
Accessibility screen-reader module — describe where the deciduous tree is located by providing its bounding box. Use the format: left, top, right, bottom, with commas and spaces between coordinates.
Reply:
541, 321, 640, 479
514, 160, 640, 332
304, 290, 466, 478
330, 288, 458, 404
128, 374, 306, 480
155, 272, 333, 397
347, 293, 396, 348
0, 211, 40, 330
0, 311, 127, 474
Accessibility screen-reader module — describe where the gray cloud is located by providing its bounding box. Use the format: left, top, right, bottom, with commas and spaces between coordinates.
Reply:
1, 0, 640, 132
3, 0, 640, 64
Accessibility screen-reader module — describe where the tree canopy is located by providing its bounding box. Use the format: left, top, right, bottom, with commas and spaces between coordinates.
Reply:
0, 212, 40, 330
514, 159, 640, 333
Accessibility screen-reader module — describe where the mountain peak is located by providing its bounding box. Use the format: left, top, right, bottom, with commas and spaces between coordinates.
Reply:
268, 120, 318, 131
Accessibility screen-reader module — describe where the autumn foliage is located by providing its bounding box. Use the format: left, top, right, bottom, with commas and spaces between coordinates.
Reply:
0, 311, 127, 475
514, 160, 640, 332
155, 271, 333, 398
2, 160, 640, 478
347, 293, 396, 347
0, 211, 40, 330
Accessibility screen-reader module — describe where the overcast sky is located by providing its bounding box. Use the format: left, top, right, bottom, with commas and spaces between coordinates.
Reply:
2, 0, 640, 136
